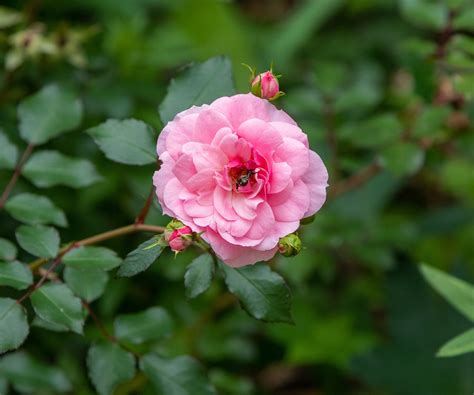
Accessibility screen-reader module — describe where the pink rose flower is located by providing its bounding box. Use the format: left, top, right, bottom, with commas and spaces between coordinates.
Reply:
166, 226, 193, 252
252, 71, 280, 100
154, 94, 328, 267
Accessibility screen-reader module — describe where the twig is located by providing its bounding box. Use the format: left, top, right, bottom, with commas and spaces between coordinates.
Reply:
0, 143, 34, 209
29, 223, 165, 271
135, 186, 155, 225
329, 162, 381, 199
17, 243, 77, 304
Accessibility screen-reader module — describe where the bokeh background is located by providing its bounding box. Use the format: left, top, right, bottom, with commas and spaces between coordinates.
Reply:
1, 0, 473, 394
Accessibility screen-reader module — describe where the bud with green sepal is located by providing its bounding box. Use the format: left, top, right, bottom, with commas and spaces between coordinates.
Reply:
278, 233, 302, 257
243, 63, 285, 101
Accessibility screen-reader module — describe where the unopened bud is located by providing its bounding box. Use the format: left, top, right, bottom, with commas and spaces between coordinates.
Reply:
165, 220, 193, 253
278, 233, 302, 257
243, 63, 284, 101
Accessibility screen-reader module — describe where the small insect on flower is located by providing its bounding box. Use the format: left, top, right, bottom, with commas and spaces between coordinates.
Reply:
236, 169, 257, 189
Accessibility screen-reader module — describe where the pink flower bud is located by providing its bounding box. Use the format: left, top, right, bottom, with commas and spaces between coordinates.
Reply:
252, 71, 280, 100
166, 226, 193, 252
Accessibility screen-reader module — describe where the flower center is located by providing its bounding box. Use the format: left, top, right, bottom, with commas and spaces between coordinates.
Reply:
227, 161, 257, 191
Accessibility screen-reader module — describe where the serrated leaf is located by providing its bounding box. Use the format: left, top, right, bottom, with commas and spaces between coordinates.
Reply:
32, 316, 69, 332
413, 106, 450, 138
140, 353, 216, 395
87, 119, 156, 165
219, 262, 293, 323
0, 130, 18, 169
379, 142, 425, 176
18, 84, 83, 145
0, 238, 17, 261
420, 264, 474, 322
23, 150, 101, 188
0, 298, 29, 353
30, 283, 84, 334
437, 327, 474, 357
64, 267, 109, 302
15, 224, 59, 258
87, 343, 135, 395
117, 238, 163, 277
0, 261, 33, 290
0, 351, 71, 393
184, 254, 214, 298
63, 246, 122, 271
5, 193, 67, 227
159, 56, 235, 124
114, 307, 173, 344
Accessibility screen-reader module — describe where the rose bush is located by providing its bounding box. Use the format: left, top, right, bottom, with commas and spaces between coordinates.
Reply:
154, 93, 328, 266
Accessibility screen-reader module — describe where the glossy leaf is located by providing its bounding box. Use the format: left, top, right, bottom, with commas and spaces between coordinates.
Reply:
18, 84, 83, 145
87, 343, 135, 395
64, 267, 109, 302
30, 283, 84, 334
437, 327, 474, 357
63, 246, 122, 271
140, 353, 216, 395
420, 264, 474, 322
5, 193, 67, 227
0, 298, 29, 353
0, 237, 17, 261
219, 262, 293, 323
159, 56, 235, 124
87, 118, 156, 165
15, 224, 60, 258
0, 130, 18, 169
114, 307, 173, 344
0, 351, 71, 393
23, 150, 101, 188
0, 260, 33, 290
184, 254, 215, 298
117, 238, 163, 277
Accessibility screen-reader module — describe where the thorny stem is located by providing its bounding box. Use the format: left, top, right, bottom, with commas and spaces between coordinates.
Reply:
0, 143, 34, 210
29, 223, 165, 271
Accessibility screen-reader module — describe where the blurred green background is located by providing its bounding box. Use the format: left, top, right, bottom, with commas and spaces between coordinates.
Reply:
1, 0, 473, 394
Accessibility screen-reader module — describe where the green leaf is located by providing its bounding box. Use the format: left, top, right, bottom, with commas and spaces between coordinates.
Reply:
63, 246, 122, 271
117, 238, 164, 277
140, 353, 216, 395
0, 6, 23, 28
453, 8, 474, 30
0, 261, 33, 290
0, 351, 71, 393
0, 237, 17, 261
32, 316, 69, 332
87, 343, 135, 395
219, 262, 293, 323
18, 84, 83, 145
379, 142, 425, 176
0, 130, 18, 169
400, 0, 449, 30
412, 106, 450, 139
114, 307, 173, 344
30, 283, 84, 334
87, 119, 156, 165
339, 114, 403, 149
64, 267, 109, 302
0, 298, 29, 353
15, 224, 60, 258
437, 327, 474, 357
23, 150, 101, 188
184, 254, 215, 298
5, 193, 67, 227
159, 56, 235, 124
420, 264, 474, 321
